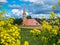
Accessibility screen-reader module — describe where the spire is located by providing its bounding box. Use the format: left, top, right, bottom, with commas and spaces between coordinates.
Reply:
23, 6, 26, 15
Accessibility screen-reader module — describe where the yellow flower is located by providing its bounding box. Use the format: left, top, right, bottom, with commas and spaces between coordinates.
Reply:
50, 11, 55, 16
0, 21, 5, 26
50, 11, 55, 19
24, 41, 29, 45
1, 34, 3, 37
34, 29, 41, 34
30, 29, 41, 35
4, 36, 7, 39
16, 39, 21, 45
8, 24, 11, 27
1, 39, 5, 43
42, 24, 47, 29
52, 29, 58, 35
54, 26, 59, 30
53, 43, 56, 45
8, 39, 11, 42
52, 5, 56, 9
0, 19, 21, 45
42, 20, 47, 24
30, 30, 34, 34
12, 33, 16, 36
46, 25, 52, 31
57, 39, 60, 43
58, 0, 60, 5
41, 36, 46, 42
5, 43, 9, 45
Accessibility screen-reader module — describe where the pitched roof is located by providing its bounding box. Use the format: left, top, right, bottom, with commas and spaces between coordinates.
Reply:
23, 19, 41, 26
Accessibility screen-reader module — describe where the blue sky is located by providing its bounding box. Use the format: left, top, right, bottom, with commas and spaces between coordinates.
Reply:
0, 0, 60, 19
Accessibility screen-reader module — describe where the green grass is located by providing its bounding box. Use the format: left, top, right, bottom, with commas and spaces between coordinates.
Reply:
20, 28, 40, 45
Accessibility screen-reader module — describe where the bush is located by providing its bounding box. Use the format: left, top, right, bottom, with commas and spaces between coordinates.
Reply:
0, 18, 21, 45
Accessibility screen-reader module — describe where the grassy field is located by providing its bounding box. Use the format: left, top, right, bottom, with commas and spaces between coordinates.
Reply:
21, 28, 41, 45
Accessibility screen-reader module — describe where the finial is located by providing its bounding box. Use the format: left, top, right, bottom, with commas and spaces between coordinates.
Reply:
23, 5, 26, 15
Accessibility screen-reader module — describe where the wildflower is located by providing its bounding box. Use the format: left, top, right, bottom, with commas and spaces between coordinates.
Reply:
5, 43, 9, 45
46, 25, 52, 31
34, 29, 41, 34
16, 39, 21, 45
4, 36, 7, 39
52, 5, 56, 9
53, 43, 56, 45
41, 36, 46, 42
8, 24, 11, 27
50, 11, 55, 16
0, 21, 5, 26
30, 30, 34, 34
24, 41, 29, 45
58, 0, 60, 5
57, 39, 60, 43
50, 11, 55, 19
30, 29, 41, 35
42, 24, 47, 29
54, 26, 59, 30
52, 29, 58, 35
1, 39, 5, 43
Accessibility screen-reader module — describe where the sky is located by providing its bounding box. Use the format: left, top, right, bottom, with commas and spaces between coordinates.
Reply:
0, 0, 60, 19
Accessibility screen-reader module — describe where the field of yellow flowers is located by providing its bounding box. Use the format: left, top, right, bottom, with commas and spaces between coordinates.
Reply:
0, 10, 60, 45
0, 12, 60, 45
21, 17, 60, 45
0, 18, 21, 45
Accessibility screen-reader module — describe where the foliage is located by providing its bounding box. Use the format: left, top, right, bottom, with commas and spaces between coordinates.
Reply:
13, 18, 23, 25
29, 17, 60, 45
0, 10, 6, 19
26, 16, 32, 19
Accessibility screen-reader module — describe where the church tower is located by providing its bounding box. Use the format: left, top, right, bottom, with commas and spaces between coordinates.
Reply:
23, 7, 26, 25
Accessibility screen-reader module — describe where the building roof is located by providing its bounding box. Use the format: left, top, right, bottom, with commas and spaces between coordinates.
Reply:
23, 7, 26, 15
23, 19, 41, 26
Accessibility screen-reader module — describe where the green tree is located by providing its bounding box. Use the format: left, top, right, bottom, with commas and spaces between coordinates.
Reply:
13, 18, 23, 25
26, 15, 32, 19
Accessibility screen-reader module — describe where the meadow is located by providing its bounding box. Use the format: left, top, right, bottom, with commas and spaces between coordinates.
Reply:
0, 0, 60, 45
0, 10, 60, 45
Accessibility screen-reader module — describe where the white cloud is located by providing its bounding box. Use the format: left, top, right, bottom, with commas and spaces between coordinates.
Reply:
11, 9, 29, 16
5, 14, 11, 17
11, 9, 21, 16
20, 0, 45, 5
8, 4, 21, 9
20, 0, 58, 5
31, 14, 50, 19
0, 0, 7, 3
57, 14, 60, 17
